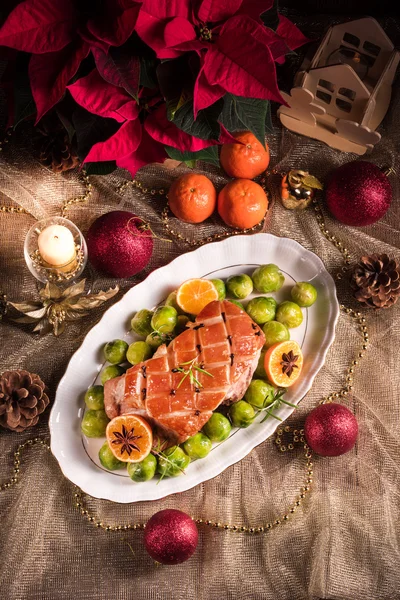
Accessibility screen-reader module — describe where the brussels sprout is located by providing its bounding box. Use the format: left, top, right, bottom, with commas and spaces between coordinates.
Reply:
252, 264, 285, 293
226, 274, 253, 299
246, 296, 277, 325
84, 385, 104, 410
151, 305, 178, 334
98, 441, 124, 470
157, 446, 191, 478
146, 332, 164, 351
254, 349, 267, 378
127, 454, 158, 482
131, 309, 154, 338
100, 365, 125, 385
81, 409, 109, 438
229, 299, 245, 310
175, 315, 190, 335
165, 291, 187, 315
182, 433, 212, 459
262, 321, 290, 348
291, 282, 318, 307
127, 341, 152, 365
276, 301, 303, 328
103, 339, 128, 365
244, 379, 275, 409
211, 278, 226, 300
229, 400, 255, 428
202, 412, 232, 442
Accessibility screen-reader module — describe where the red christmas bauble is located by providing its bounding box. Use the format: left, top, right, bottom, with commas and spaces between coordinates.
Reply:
326, 161, 392, 226
144, 509, 198, 565
86, 211, 153, 278
304, 403, 358, 457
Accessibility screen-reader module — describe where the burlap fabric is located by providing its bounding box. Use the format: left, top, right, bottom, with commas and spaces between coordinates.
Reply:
1, 12, 400, 600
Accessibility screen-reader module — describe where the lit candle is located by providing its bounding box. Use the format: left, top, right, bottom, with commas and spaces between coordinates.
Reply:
38, 224, 76, 267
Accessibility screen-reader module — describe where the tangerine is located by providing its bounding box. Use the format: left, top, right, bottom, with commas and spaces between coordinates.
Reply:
264, 340, 303, 388
220, 131, 270, 179
176, 278, 219, 315
168, 173, 217, 223
106, 415, 153, 463
218, 179, 268, 229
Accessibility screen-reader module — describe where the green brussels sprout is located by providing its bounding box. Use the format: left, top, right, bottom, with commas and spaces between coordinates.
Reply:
254, 349, 267, 378
276, 301, 303, 328
127, 454, 158, 482
182, 433, 212, 459
84, 385, 104, 410
103, 339, 129, 365
252, 264, 285, 293
175, 315, 190, 335
131, 309, 154, 338
146, 332, 164, 351
211, 278, 226, 300
81, 409, 110, 438
246, 296, 277, 325
202, 412, 232, 442
229, 299, 245, 310
291, 282, 318, 307
229, 400, 255, 428
98, 441, 124, 470
157, 446, 191, 478
151, 305, 178, 334
165, 291, 187, 315
226, 274, 253, 299
126, 341, 152, 365
244, 379, 275, 409
100, 365, 125, 385
262, 321, 290, 348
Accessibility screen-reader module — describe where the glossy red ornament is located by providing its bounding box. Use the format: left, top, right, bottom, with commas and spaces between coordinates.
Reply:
304, 403, 358, 457
326, 161, 392, 226
86, 211, 153, 278
144, 509, 198, 565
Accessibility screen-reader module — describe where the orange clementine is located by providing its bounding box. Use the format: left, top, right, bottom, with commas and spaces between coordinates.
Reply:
106, 415, 153, 463
264, 341, 303, 388
168, 173, 217, 223
220, 131, 270, 179
218, 179, 268, 229
176, 278, 219, 315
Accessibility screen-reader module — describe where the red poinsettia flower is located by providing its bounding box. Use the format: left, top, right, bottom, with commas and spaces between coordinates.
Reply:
135, 0, 309, 115
0, 0, 141, 122
67, 69, 236, 175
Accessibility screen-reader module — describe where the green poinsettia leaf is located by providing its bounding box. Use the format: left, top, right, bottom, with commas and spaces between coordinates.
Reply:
13, 53, 36, 127
301, 174, 323, 190
165, 145, 220, 167
72, 106, 120, 161
261, 1, 279, 31
265, 100, 273, 134
56, 108, 76, 143
139, 55, 158, 89
219, 94, 270, 147
84, 161, 117, 175
172, 100, 223, 141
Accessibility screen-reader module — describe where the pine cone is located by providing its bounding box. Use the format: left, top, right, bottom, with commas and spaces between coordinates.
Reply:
39, 131, 80, 173
351, 254, 400, 309
0, 370, 49, 432
0, 292, 7, 321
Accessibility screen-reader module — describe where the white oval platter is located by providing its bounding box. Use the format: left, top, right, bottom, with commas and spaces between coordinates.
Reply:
50, 234, 339, 503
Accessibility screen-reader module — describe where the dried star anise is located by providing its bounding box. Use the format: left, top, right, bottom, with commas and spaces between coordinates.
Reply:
111, 424, 142, 456
280, 350, 299, 378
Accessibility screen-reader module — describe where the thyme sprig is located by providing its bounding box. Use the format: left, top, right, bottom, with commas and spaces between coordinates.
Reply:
258, 388, 297, 423
175, 356, 213, 390
152, 440, 187, 484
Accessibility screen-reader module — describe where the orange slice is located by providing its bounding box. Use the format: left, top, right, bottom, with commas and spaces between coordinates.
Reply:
264, 341, 303, 388
106, 415, 153, 463
176, 278, 219, 315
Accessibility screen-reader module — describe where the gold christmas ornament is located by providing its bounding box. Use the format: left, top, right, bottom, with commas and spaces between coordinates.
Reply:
280, 170, 323, 210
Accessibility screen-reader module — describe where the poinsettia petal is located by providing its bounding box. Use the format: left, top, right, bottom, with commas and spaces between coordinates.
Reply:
0, 0, 76, 53
205, 16, 286, 105
87, 2, 140, 47
196, 0, 242, 23
219, 123, 242, 144
29, 40, 90, 123
235, 0, 273, 20
173, 39, 208, 56
145, 105, 215, 151
92, 47, 140, 99
276, 14, 310, 50
67, 69, 133, 122
193, 66, 225, 118
84, 119, 142, 163
164, 17, 196, 49
245, 18, 290, 62
117, 129, 167, 176
136, 0, 192, 58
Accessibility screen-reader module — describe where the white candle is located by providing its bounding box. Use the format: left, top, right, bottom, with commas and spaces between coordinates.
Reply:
37, 224, 76, 267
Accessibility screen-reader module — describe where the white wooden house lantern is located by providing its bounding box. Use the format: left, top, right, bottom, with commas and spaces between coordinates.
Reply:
278, 17, 399, 154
